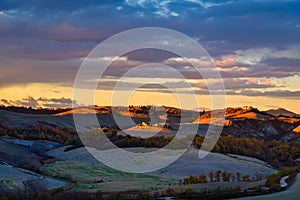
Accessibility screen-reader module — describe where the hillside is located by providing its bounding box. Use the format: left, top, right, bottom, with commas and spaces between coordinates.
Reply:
0, 105, 300, 198
293, 125, 300, 133
265, 108, 299, 118
192, 106, 300, 141
0, 106, 300, 142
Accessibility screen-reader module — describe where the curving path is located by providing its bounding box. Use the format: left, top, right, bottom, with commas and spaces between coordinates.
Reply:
236, 174, 300, 200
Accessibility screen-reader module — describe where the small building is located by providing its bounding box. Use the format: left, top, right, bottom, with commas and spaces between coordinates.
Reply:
138, 122, 148, 127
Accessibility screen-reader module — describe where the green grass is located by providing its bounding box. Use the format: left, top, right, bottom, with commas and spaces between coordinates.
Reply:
0, 179, 18, 189
45, 161, 177, 192
0, 180, 13, 185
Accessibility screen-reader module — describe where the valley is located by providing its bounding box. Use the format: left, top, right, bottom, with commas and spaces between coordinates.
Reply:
0, 105, 299, 199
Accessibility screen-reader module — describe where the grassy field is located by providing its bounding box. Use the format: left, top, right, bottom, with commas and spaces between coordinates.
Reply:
151, 150, 276, 180
0, 138, 44, 171
0, 165, 68, 192
45, 161, 177, 192
45, 146, 276, 192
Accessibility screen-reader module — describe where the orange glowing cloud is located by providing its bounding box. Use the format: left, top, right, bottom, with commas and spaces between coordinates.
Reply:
215, 55, 238, 67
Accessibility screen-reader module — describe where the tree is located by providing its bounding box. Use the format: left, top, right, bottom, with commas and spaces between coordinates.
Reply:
179, 179, 183, 185
183, 178, 189, 185
215, 170, 222, 182
227, 172, 232, 182
236, 171, 241, 181
222, 170, 228, 182
221, 171, 232, 182
273, 159, 280, 168
209, 171, 214, 182
189, 174, 198, 184
199, 174, 208, 183
231, 174, 236, 182
243, 174, 250, 182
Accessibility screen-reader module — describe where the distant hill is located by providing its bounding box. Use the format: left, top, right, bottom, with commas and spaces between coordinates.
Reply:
1, 105, 300, 142
0, 105, 70, 115
54, 106, 111, 116
193, 106, 272, 124
192, 106, 300, 141
265, 108, 299, 118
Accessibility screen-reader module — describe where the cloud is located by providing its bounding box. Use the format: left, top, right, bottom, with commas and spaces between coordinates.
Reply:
163, 57, 215, 68
37, 97, 78, 108
215, 55, 238, 67
5, 96, 40, 108
215, 66, 248, 72
0, 99, 11, 105
124, 0, 232, 18
233, 89, 300, 99
235, 46, 300, 65
208, 78, 274, 90
1, 96, 78, 108
125, 0, 181, 18
38, 97, 73, 104
96, 77, 275, 93
0, 0, 299, 100
136, 87, 300, 99
262, 57, 300, 67
0, 58, 81, 85
46, 23, 106, 42
97, 79, 194, 91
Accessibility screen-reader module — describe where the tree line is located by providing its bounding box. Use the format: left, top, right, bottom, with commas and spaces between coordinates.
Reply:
1, 122, 300, 167
180, 170, 255, 185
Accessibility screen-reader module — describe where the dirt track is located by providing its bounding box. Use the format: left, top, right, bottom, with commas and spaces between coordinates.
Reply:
235, 174, 300, 200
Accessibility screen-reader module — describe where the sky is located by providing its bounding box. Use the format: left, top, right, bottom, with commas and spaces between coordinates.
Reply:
0, 0, 300, 113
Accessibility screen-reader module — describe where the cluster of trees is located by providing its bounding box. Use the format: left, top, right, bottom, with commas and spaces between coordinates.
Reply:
128, 105, 150, 114
266, 165, 300, 188
159, 185, 268, 200
182, 186, 244, 200
104, 132, 300, 168
0, 123, 82, 147
1, 121, 300, 167
193, 135, 300, 167
108, 133, 300, 167
177, 185, 267, 200
180, 170, 253, 185
106, 131, 174, 148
